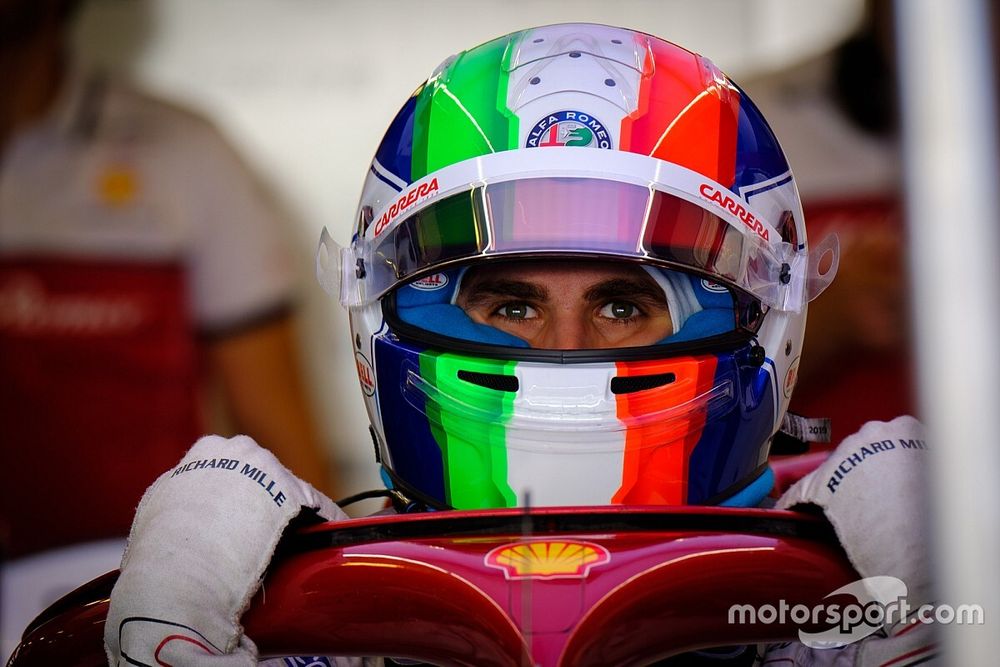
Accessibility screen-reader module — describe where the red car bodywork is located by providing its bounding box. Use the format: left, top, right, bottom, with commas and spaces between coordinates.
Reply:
10, 500, 854, 666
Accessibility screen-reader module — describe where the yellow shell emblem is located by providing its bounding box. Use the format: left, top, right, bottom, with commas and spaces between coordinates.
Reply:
484, 540, 611, 580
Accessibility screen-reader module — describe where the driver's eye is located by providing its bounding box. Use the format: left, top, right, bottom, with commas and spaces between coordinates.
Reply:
600, 301, 637, 319
498, 303, 536, 320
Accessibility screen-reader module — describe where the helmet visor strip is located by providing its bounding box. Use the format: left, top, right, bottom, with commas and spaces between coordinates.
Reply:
321, 148, 838, 312
361, 178, 830, 312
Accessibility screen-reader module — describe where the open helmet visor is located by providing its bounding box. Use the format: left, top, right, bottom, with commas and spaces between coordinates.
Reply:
319, 149, 838, 315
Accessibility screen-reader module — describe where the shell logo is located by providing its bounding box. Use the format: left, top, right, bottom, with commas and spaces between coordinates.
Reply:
484, 540, 611, 580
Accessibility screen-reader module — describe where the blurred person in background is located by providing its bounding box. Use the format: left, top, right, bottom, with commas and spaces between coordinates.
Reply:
743, 0, 913, 442
0, 0, 335, 655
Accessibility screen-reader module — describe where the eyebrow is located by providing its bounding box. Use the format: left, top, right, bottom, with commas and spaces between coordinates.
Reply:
460, 279, 550, 307
584, 278, 668, 307
460, 276, 668, 310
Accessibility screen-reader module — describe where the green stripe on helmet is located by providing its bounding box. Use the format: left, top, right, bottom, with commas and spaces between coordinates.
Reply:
411, 33, 521, 180
419, 352, 517, 508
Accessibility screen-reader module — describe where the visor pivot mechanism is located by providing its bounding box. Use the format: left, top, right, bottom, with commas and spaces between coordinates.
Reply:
779, 263, 791, 285
748, 339, 766, 367
355, 258, 367, 279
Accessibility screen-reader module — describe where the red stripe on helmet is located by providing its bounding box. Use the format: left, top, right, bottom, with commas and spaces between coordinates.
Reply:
620, 40, 740, 187
612, 355, 719, 505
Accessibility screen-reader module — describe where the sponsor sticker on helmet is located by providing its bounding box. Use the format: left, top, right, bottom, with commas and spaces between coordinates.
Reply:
410, 273, 450, 291
784, 356, 800, 398
698, 183, 771, 242
700, 278, 729, 294
355, 351, 376, 396
372, 177, 440, 237
526, 111, 612, 149
484, 539, 611, 580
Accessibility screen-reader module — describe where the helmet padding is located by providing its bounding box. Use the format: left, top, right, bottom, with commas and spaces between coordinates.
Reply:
395, 266, 734, 347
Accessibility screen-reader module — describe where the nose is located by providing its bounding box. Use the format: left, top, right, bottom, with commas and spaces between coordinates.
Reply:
535, 313, 594, 350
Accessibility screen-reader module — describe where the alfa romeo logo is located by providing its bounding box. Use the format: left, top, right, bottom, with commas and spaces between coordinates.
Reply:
525, 110, 612, 149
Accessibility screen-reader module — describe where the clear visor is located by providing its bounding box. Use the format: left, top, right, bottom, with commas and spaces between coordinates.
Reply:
321, 177, 837, 314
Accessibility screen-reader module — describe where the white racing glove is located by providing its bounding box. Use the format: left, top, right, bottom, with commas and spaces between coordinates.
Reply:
104, 435, 348, 666
762, 416, 937, 666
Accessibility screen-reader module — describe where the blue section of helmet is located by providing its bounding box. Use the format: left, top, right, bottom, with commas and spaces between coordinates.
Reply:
373, 93, 417, 185
718, 466, 775, 507
396, 269, 531, 347
400, 304, 531, 347
688, 276, 735, 309
732, 88, 790, 193
395, 272, 461, 306
685, 347, 775, 504
373, 335, 446, 503
657, 274, 735, 344
661, 308, 732, 343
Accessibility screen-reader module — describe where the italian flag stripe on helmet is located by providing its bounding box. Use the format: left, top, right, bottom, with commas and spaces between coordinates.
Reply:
412, 35, 520, 180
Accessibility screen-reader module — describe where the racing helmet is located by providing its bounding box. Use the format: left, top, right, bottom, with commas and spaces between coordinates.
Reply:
318, 23, 838, 510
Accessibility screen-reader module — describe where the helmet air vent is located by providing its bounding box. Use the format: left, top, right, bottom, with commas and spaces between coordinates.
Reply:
610, 372, 676, 395
457, 370, 520, 392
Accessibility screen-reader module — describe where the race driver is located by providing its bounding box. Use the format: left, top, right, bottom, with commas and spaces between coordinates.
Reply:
102, 22, 933, 667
